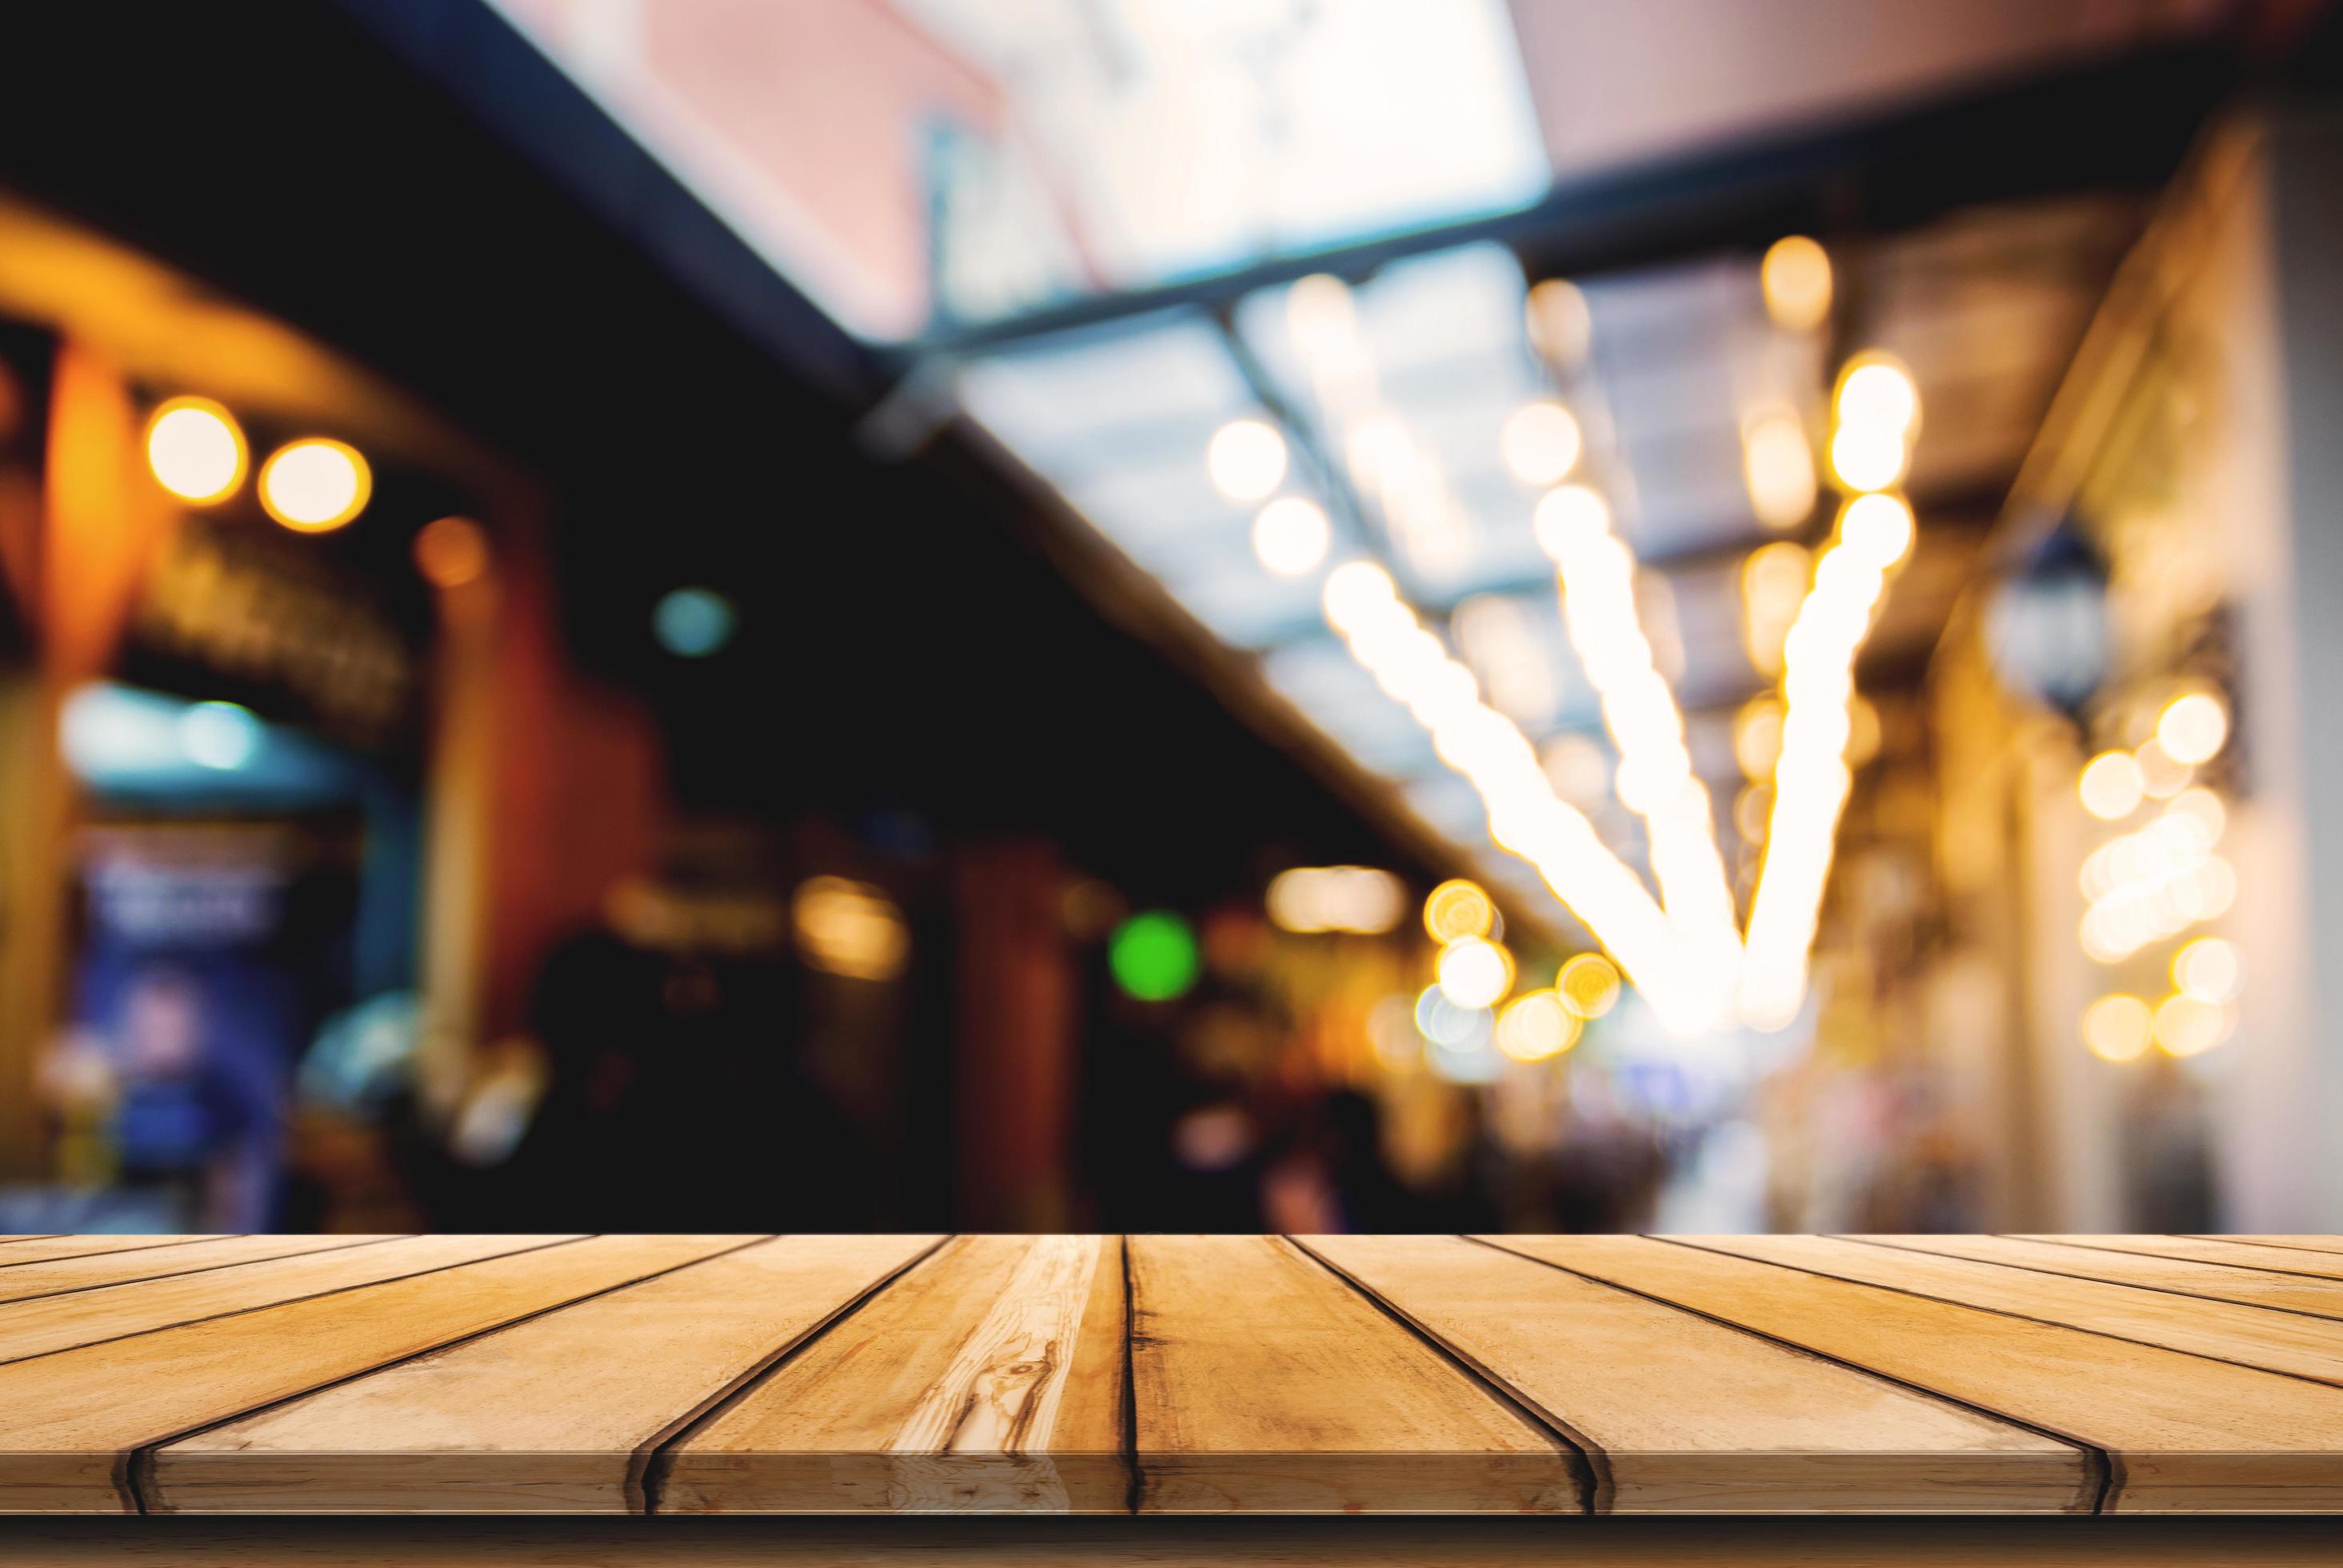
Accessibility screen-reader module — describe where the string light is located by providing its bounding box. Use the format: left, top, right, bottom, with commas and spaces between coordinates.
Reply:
1555, 953, 1621, 1018
2156, 691, 2229, 766
259, 438, 371, 532
1761, 236, 1833, 333
1322, 560, 1693, 1018
2079, 794, 2235, 962
1252, 496, 1330, 576
2081, 994, 2153, 1062
1534, 484, 1741, 1013
1501, 401, 1582, 486
1826, 353, 1918, 494
2078, 750, 2145, 821
1208, 418, 1288, 502
1738, 494, 1913, 1030
1741, 407, 1817, 528
1740, 541, 1811, 678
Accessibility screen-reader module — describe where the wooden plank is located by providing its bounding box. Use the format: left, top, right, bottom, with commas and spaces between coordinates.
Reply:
1856, 1234, 2343, 1319
1124, 1234, 1581, 1514
1483, 1234, 2343, 1511
2189, 1238, 2343, 1259
0, 1234, 747, 1513
0, 1235, 399, 1310
662, 1234, 1130, 1514
0, 1236, 536, 1365
1296, 1234, 2088, 1513
2018, 1235, 2343, 1279
0, 1235, 229, 1268
152, 1234, 944, 1513
1699, 1235, 2343, 1388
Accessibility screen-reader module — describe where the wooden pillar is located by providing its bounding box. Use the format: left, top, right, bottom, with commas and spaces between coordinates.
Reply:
952, 840, 1077, 1230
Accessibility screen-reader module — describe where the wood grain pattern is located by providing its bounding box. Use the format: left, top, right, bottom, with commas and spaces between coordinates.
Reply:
1484, 1234, 2343, 1511
1296, 1234, 2087, 1513
0, 1235, 522, 1366
0, 1235, 398, 1310
2014, 1235, 2343, 1279
0, 1235, 229, 1268
2188, 1238, 2343, 1259
152, 1234, 943, 1514
1699, 1235, 2343, 1386
1126, 1234, 1581, 1514
0, 1234, 742, 1512
1853, 1234, 2343, 1319
662, 1234, 1129, 1514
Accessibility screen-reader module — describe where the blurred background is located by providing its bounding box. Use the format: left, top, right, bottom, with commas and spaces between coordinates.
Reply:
0, 0, 2337, 1237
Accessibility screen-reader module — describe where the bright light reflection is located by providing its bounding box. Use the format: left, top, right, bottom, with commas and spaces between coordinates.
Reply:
1252, 495, 1331, 576
146, 398, 246, 503
1208, 418, 1289, 502
1501, 400, 1581, 486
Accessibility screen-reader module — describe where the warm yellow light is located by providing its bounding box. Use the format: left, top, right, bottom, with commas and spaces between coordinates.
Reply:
1423, 878, 1495, 944
1252, 496, 1330, 576
2154, 992, 2230, 1058
2173, 937, 2242, 1005
1828, 421, 1907, 493
2078, 750, 2145, 822
1531, 484, 1609, 562
1839, 493, 1915, 569
1740, 540, 1811, 678
1266, 865, 1405, 935
1525, 278, 1593, 370
145, 396, 246, 503
1834, 356, 1921, 436
2134, 738, 2192, 798
1496, 990, 1581, 1062
1556, 952, 1621, 1018
414, 515, 490, 589
1741, 408, 1817, 528
1733, 697, 1785, 781
1761, 236, 1833, 332
1437, 936, 1513, 1010
1501, 401, 1581, 486
792, 876, 909, 981
2081, 993, 2153, 1062
2157, 692, 2229, 766
1208, 418, 1288, 502
259, 438, 371, 532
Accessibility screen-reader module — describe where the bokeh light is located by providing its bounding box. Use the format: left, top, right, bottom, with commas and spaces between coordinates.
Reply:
1207, 418, 1288, 502
1741, 407, 1817, 527
653, 587, 737, 658
1501, 400, 1581, 486
2078, 750, 2145, 821
2173, 937, 2242, 1004
1422, 878, 1495, 943
1109, 911, 1201, 1002
414, 515, 490, 589
1761, 235, 1833, 332
1252, 496, 1330, 576
259, 437, 371, 532
1436, 936, 1513, 1010
2154, 992, 2229, 1057
1495, 990, 1580, 1062
1839, 492, 1915, 569
1828, 420, 1908, 493
2157, 691, 2229, 766
1834, 356, 1921, 435
2080, 994, 2153, 1062
1556, 952, 1622, 1018
145, 396, 246, 503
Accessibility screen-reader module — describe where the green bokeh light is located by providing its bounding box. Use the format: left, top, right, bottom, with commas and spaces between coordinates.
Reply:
1108, 910, 1200, 1002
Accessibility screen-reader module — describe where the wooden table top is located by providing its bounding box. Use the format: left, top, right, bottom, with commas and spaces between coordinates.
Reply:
6, 1232, 2343, 1515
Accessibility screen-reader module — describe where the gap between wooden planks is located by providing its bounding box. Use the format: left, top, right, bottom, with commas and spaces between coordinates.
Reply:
6, 1235, 2343, 1514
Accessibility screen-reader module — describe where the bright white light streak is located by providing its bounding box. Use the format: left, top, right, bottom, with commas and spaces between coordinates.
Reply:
1737, 498, 1912, 1030
1534, 484, 1742, 1017
1321, 562, 1705, 1026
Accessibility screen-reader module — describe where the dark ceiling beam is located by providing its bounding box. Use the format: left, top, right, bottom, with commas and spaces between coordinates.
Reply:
904, 40, 2235, 362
